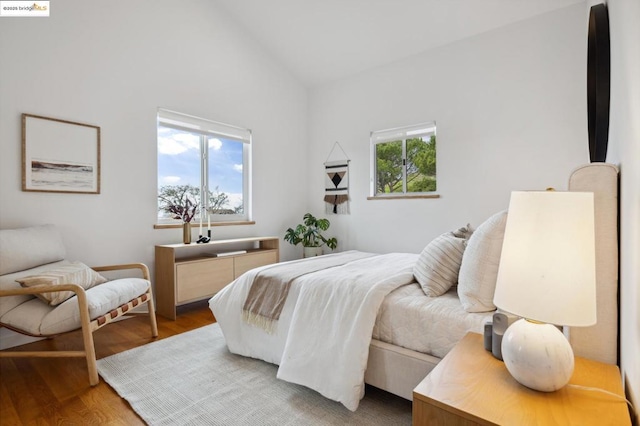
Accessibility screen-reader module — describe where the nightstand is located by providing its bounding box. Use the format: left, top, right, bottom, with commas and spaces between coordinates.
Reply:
413, 332, 631, 426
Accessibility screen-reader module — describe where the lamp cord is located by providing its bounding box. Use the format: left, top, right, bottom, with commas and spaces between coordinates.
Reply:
567, 384, 634, 410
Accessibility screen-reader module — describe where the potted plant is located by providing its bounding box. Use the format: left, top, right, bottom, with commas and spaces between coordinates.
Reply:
284, 213, 338, 257
158, 185, 199, 244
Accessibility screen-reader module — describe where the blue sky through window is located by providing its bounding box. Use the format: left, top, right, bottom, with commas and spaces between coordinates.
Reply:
158, 126, 244, 211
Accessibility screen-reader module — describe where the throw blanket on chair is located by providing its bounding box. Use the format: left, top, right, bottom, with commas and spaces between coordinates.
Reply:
242, 251, 373, 333
324, 160, 350, 214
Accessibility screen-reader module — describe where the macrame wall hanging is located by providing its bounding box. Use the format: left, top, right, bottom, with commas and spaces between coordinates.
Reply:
324, 142, 350, 215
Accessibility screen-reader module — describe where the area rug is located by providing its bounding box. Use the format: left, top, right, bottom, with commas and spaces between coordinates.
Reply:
97, 323, 411, 425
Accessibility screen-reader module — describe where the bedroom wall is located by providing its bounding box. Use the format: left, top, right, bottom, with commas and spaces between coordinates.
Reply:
307, 4, 589, 254
306, 0, 638, 417
0, 1, 308, 345
0, 0, 308, 261
606, 0, 640, 420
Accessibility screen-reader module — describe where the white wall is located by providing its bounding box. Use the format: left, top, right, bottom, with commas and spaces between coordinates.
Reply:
0, 0, 308, 267
308, 1, 638, 418
308, 4, 589, 254
606, 0, 640, 421
1, 2, 637, 418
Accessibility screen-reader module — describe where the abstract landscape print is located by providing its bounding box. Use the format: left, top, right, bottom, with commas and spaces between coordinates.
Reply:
22, 113, 100, 194
30, 159, 95, 190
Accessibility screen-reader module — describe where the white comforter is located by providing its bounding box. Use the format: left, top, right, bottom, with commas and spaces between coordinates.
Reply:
209, 251, 417, 411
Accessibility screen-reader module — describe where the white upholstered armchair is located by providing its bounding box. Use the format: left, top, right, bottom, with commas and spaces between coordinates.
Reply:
0, 224, 158, 385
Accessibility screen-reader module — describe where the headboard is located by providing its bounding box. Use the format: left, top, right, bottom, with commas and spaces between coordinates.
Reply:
568, 163, 619, 365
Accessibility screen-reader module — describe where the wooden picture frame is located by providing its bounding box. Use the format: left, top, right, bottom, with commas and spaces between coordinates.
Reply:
22, 114, 101, 194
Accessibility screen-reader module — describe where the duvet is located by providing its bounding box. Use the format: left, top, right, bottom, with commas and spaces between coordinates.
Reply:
209, 250, 418, 411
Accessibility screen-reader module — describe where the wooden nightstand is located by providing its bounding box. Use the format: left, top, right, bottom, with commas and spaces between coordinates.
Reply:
413, 332, 630, 426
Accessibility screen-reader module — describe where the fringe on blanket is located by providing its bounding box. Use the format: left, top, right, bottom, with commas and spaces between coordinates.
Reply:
324, 161, 350, 214
242, 310, 277, 334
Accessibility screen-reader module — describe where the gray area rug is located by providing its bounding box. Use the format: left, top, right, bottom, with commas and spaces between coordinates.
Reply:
97, 323, 412, 425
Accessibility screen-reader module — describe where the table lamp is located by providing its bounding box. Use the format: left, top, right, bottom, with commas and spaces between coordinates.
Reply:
493, 190, 596, 392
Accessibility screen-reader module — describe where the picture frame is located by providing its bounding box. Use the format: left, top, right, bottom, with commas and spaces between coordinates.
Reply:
22, 113, 101, 194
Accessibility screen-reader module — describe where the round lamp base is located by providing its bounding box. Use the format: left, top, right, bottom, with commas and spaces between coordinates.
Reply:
501, 319, 574, 392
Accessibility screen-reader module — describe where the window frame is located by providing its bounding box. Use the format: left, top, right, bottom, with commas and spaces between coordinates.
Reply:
156, 109, 252, 225
369, 121, 438, 199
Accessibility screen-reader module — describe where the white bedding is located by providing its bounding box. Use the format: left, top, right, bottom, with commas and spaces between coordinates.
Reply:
209, 251, 416, 411
209, 250, 492, 411
373, 283, 494, 358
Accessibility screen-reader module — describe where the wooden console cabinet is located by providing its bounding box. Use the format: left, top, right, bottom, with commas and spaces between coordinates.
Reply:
155, 237, 279, 319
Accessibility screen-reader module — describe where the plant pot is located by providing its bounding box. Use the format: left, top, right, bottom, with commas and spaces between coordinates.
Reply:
303, 247, 323, 258
182, 222, 192, 244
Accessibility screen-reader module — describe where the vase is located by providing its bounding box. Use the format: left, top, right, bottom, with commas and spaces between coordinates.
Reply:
303, 247, 323, 258
182, 222, 191, 244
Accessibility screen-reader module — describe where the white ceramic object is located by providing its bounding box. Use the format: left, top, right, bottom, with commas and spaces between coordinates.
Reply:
501, 318, 575, 392
303, 247, 323, 258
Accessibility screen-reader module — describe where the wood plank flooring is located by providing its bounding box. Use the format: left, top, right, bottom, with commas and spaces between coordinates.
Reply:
0, 301, 216, 425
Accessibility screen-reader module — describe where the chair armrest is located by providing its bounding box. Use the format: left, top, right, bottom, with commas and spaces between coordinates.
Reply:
0, 283, 95, 339
92, 263, 150, 280
0, 283, 86, 298
0, 283, 91, 321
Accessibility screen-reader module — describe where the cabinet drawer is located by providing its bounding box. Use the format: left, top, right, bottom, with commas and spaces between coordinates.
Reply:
234, 251, 277, 277
176, 257, 234, 303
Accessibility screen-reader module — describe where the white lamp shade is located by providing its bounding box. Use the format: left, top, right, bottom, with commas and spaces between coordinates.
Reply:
493, 191, 596, 326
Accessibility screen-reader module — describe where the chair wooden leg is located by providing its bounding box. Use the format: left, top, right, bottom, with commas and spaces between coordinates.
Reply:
147, 294, 159, 337
77, 292, 99, 386
83, 328, 99, 386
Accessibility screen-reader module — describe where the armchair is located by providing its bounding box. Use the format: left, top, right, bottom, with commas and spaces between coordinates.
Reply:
0, 225, 158, 386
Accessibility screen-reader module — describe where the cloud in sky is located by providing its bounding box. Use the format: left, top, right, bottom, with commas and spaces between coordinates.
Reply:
158, 132, 200, 155
161, 175, 182, 185
158, 127, 244, 196
209, 138, 222, 150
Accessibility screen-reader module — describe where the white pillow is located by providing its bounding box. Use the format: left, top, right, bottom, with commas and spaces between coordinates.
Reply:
458, 211, 508, 312
15, 261, 107, 306
0, 225, 66, 275
414, 225, 472, 297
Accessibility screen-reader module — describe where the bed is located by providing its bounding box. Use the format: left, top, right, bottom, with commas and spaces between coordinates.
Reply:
209, 163, 619, 411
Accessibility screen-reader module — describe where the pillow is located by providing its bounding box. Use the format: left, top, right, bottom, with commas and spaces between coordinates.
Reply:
15, 262, 107, 306
0, 224, 66, 275
414, 224, 473, 297
458, 210, 508, 312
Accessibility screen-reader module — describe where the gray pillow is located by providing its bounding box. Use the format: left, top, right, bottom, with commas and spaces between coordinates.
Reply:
414, 225, 472, 297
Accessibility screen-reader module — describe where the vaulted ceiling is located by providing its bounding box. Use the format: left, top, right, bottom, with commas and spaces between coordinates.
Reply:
215, 0, 585, 87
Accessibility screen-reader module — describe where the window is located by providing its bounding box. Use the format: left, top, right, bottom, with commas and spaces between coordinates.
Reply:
370, 122, 437, 198
157, 109, 251, 224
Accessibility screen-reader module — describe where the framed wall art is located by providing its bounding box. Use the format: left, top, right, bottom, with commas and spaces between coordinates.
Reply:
22, 113, 101, 194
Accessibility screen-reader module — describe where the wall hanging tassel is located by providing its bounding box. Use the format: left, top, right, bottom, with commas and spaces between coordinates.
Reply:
324, 142, 350, 215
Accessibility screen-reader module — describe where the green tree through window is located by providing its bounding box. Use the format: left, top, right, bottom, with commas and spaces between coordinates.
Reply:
375, 140, 403, 193
371, 123, 436, 196
407, 135, 436, 192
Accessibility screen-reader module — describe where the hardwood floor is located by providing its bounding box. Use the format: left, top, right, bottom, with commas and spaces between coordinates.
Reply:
0, 301, 216, 425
